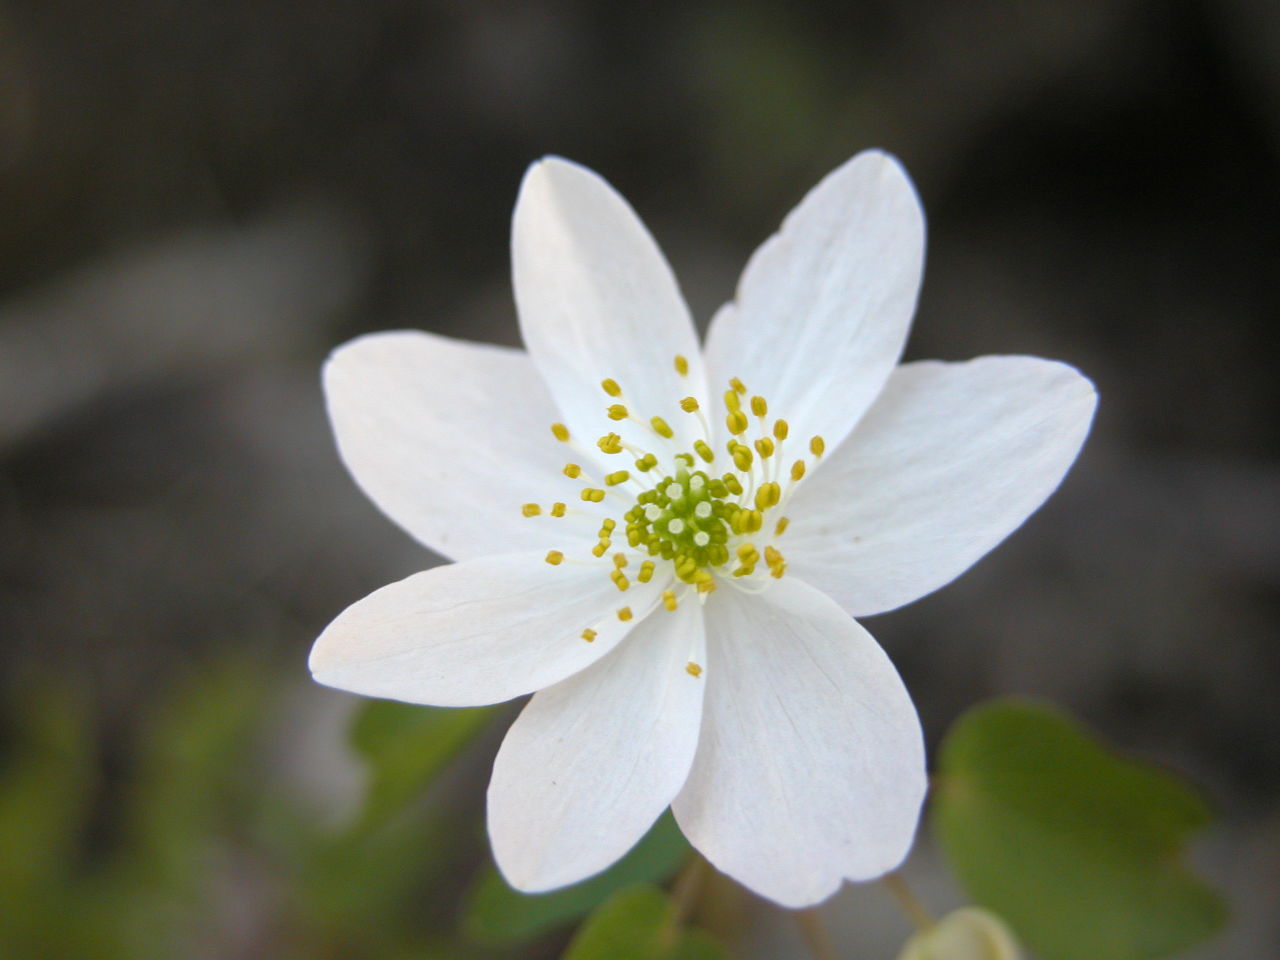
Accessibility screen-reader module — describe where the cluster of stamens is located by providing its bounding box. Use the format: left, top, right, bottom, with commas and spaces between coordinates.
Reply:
522, 355, 825, 670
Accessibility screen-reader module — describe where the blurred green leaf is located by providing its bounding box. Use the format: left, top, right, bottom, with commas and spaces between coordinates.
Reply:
0, 685, 95, 950
563, 883, 728, 960
463, 812, 691, 945
933, 699, 1227, 960
349, 700, 497, 832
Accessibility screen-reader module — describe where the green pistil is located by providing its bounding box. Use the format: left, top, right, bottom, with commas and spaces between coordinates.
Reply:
623, 468, 733, 581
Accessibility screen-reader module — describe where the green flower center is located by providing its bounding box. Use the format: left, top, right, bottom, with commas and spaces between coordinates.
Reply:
524, 354, 825, 659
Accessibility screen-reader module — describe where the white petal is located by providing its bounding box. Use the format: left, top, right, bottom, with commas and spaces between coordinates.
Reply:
512, 157, 709, 458
309, 552, 664, 707
784, 356, 1097, 617
704, 151, 925, 451
672, 578, 925, 908
324, 330, 592, 561
488, 596, 705, 891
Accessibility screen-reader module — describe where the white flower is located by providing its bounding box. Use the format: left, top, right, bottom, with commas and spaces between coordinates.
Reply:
309, 151, 1096, 908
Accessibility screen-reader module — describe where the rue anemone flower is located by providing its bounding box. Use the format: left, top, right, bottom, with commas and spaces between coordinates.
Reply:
310, 151, 1096, 908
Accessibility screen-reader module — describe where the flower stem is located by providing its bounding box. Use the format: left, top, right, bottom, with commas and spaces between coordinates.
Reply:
881, 871, 933, 930
795, 908, 841, 960
661, 853, 710, 945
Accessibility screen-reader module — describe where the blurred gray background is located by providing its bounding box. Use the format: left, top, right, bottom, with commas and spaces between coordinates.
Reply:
1, 0, 1276, 957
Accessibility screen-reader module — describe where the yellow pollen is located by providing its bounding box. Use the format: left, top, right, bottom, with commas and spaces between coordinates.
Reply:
791, 460, 806, 482
723, 390, 741, 413
521, 503, 542, 517
617, 606, 633, 621
551, 423, 570, 442
613, 553, 628, 568
755, 436, 775, 458
634, 453, 658, 472
582, 628, 597, 642
581, 488, 606, 502
694, 570, 716, 593
638, 561, 655, 582
601, 378, 622, 397
775, 516, 790, 535
549, 502, 566, 518
674, 354, 689, 376
773, 419, 789, 440
564, 463, 582, 478
650, 416, 674, 439
607, 404, 629, 421
729, 377, 747, 394
722, 473, 743, 496
731, 444, 753, 471
750, 395, 768, 417
611, 569, 630, 591
545, 550, 564, 565
810, 435, 826, 457
694, 439, 715, 463
662, 589, 678, 611
686, 661, 703, 678
680, 396, 699, 412
726, 411, 749, 435
605, 470, 630, 486
598, 433, 623, 454
591, 542, 609, 557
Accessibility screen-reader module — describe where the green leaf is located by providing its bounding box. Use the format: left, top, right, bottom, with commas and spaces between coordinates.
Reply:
463, 812, 691, 945
348, 699, 497, 831
933, 698, 1227, 960
563, 884, 728, 960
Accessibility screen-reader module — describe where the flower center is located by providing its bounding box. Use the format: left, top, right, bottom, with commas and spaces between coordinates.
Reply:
523, 355, 824, 661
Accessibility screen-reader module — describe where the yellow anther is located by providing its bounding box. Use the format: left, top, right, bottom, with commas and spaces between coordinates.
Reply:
775, 516, 790, 536
607, 404, 629, 421
773, 419, 789, 440
810, 435, 826, 457
611, 570, 630, 591
601, 378, 622, 397
582, 628, 597, 642
737, 543, 758, 563
613, 553, 628, 568
722, 474, 743, 496
754, 436, 775, 458
564, 463, 582, 479
694, 571, 717, 594
605, 470, 631, 486
600, 518, 617, 532
674, 354, 689, 376
551, 502, 567, 517
521, 503, 542, 517
723, 389, 741, 413
746, 509, 764, 532
638, 560, 655, 583
650, 416, 674, 439
791, 460, 806, 482
731, 444, 753, 471
680, 396, 700, 413
755, 482, 781, 510
750, 395, 768, 417
662, 589, 678, 611
634, 453, 658, 472
598, 433, 623, 454
726, 410, 749, 436
694, 439, 715, 463
686, 661, 703, 677
545, 550, 564, 565
730, 377, 747, 395
591, 541, 609, 557
765, 545, 785, 568
581, 488, 606, 503
551, 423, 570, 442
617, 606, 633, 621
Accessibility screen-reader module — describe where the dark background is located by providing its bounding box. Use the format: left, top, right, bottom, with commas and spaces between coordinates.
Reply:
1, 0, 1276, 956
